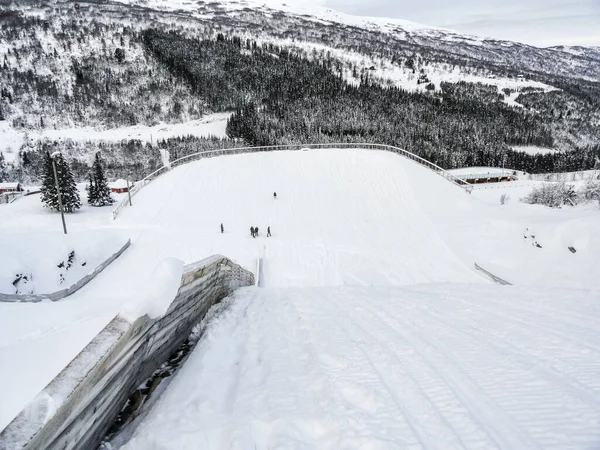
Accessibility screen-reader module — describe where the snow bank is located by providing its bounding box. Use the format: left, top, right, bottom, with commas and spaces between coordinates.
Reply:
0, 230, 127, 297
120, 258, 184, 322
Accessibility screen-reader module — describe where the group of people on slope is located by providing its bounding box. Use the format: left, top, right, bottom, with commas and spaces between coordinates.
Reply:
220, 192, 277, 238
220, 223, 271, 237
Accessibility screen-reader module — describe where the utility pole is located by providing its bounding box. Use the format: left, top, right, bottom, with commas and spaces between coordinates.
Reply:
126, 174, 132, 207
51, 152, 67, 235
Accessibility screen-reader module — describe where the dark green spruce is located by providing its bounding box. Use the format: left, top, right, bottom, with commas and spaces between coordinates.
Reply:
40, 152, 81, 212
88, 152, 114, 207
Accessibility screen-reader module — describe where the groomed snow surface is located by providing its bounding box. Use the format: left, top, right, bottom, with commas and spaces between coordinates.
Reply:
1, 149, 599, 448
123, 285, 600, 449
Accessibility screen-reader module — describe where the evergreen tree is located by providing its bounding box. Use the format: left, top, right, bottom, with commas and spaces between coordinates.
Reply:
88, 152, 114, 206
40, 152, 58, 210
0, 152, 8, 182
40, 152, 81, 212
86, 171, 96, 205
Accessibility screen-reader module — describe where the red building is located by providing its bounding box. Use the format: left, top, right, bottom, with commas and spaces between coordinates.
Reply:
0, 182, 22, 195
110, 179, 130, 194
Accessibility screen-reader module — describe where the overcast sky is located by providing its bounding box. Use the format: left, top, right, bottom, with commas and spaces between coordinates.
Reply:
323, 0, 600, 47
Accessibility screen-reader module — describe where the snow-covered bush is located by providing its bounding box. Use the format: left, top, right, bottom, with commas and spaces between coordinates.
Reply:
521, 183, 577, 208
500, 193, 510, 205
578, 180, 600, 208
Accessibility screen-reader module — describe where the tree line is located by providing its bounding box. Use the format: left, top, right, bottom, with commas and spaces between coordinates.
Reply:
144, 31, 597, 173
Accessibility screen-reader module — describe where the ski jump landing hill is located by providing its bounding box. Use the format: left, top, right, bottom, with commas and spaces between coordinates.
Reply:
2, 145, 599, 450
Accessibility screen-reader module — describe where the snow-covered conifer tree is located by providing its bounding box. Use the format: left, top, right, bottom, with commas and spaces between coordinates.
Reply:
40, 152, 58, 210
88, 152, 114, 206
0, 152, 9, 182
87, 171, 97, 205
40, 152, 81, 212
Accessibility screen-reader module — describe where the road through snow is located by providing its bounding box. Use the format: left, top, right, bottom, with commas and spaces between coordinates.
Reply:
123, 285, 600, 449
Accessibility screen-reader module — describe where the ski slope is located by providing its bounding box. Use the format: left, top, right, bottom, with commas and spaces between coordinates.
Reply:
2, 148, 599, 444
122, 285, 600, 449
0, 149, 479, 430
117, 149, 480, 287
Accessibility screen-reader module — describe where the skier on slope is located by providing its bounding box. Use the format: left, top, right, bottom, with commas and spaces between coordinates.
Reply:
220, 223, 224, 234
267, 226, 271, 237
250, 226, 255, 238
273, 192, 277, 199
255, 226, 259, 237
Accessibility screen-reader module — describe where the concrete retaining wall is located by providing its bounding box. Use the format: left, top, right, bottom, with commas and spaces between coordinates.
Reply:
0, 255, 254, 450
0, 239, 131, 303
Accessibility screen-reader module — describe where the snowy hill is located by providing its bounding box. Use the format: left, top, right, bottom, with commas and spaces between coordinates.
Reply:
110, 0, 600, 80
1, 148, 599, 436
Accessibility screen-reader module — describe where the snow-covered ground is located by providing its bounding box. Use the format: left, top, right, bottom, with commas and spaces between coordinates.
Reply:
246, 37, 555, 96
26, 112, 229, 144
0, 230, 126, 295
1, 149, 599, 444
0, 113, 229, 165
113, 0, 447, 35
122, 284, 600, 449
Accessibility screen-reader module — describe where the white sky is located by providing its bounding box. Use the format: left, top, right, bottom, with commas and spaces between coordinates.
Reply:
323, 0, 600, 47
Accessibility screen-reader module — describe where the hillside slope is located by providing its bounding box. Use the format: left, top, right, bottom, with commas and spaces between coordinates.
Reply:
0, 148, 478, 430
1, 148, 599, 438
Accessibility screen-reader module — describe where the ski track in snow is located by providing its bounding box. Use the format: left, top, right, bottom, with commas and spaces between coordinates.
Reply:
123, 286, 600, 449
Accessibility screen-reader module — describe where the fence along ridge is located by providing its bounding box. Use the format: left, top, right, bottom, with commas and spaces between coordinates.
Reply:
112, 143, 473, 219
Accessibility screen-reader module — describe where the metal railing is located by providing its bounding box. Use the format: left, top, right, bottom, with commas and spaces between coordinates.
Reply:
112, 143, 473, 219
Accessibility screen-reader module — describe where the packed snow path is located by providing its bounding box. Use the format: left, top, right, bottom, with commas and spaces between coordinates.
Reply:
123, 285, 600, 449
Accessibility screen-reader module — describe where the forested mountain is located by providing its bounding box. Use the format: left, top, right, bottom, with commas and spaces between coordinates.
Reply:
0, 0, 599, 183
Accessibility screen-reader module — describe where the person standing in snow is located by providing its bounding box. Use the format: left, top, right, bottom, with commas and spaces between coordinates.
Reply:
250, 226, 255, 238
220, 223, 224, 234
273, 192, 277, 199
255, 226, 259, 237
267, 226, 271, 237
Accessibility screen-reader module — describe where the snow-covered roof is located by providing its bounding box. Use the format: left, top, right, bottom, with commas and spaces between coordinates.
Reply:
0, 182, 20, 189
448, 167, 514, 176
111, 179, 128, 189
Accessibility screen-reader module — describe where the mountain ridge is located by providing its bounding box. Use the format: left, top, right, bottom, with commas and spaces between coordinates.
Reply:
0, 0, 598, 183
